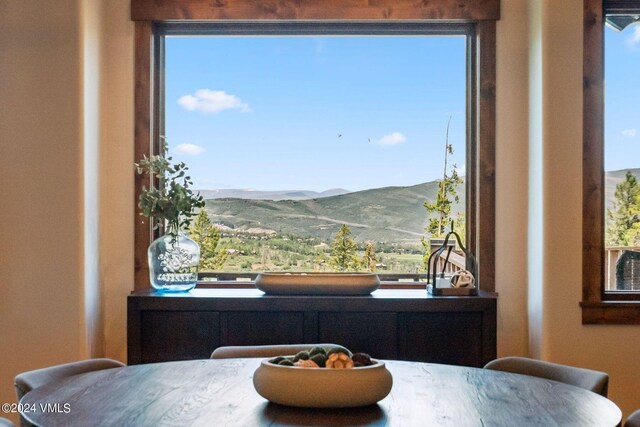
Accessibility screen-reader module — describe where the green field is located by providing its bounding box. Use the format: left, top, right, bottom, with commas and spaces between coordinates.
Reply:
195, 179, 468, 274
200, 232, 425, 274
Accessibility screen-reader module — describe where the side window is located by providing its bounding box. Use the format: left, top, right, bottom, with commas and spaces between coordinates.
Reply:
604, 20, 640, 291
582, 0, 640, 323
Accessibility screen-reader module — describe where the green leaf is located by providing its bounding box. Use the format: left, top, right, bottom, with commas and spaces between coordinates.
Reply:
135, 136, 205, 233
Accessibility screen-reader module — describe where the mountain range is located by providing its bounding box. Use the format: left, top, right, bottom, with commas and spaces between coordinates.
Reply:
198, 168, 639, 245
200, 181, 465, 245
198, 188, 350, 201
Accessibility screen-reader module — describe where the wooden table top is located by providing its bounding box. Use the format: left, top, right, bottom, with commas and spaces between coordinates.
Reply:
21, 359, 621, 427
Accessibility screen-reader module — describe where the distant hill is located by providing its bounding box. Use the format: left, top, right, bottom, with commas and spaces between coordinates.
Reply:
202, 181, 465, 245
199, 168, 636, 245
197, 188, 350, 201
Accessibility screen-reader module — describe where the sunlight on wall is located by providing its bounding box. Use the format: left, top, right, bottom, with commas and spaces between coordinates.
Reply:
82, 0, 104, 360
527, 0, 544, 359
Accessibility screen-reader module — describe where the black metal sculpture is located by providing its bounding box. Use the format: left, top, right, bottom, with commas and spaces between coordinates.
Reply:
426, 221, 478, 295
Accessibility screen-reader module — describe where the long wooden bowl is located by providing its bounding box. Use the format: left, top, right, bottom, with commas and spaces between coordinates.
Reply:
255, 272, 380, 295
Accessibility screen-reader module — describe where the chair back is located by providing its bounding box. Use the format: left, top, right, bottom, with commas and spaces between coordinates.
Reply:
484, 357, 609, 397
625, 409, 640, 427
14, 358, 125, 401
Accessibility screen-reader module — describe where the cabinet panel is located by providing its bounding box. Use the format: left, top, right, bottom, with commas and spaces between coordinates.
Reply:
318, 312, 397, 359
141, 311, 220, 363
224, 312, 304, 345
398, 312, 483, 367
128, 289, 496, 365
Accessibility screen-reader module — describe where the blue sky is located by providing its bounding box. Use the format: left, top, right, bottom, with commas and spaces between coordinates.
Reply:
165, 36, 466, 192
605, 24, 640, 172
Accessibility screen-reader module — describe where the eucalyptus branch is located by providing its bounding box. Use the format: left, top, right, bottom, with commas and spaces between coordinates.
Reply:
135, 137, 204, 235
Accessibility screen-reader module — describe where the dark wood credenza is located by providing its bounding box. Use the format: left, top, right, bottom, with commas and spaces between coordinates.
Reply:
128, 288, 497, 367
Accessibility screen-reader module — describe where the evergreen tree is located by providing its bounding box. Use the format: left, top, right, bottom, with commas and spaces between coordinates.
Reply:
422, 117, 464, 270
420, 236, 431, 272
423, 116, 463, 238
362, 241, 377, 272
329, 225, 361, 271
607, 171, 640, 246
453, 212, 466, 245
189, 210, 228, 271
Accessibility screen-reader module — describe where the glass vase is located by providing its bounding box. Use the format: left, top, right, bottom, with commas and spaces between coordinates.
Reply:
148, 229, 200, 292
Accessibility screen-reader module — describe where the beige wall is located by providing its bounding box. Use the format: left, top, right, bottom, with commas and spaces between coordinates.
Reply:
537, 0, 640, 416
1, 0, 639, 422
99, 0, 135, 365
495, 0, 531, 359
497, 0, 640, 416
0, 1, 85, 423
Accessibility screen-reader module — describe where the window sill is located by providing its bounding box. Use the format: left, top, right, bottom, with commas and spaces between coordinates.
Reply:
581, 301, 640, 324
196, 280, 499, 294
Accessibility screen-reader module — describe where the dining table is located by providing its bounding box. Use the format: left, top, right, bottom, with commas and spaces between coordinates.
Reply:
20, 358, 622, 426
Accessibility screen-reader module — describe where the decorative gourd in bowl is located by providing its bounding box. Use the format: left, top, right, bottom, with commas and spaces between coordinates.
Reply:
252, 346, 393, 408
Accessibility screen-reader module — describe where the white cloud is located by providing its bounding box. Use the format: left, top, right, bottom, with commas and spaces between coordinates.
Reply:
178, 89, 251, 114
455, 163, 466, 176
173, 143, 205, 156
375, 132, 406, 146
627, 26, 640, 46
622, 128, 638, 137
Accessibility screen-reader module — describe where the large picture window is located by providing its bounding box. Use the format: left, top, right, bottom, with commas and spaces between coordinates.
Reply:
161, 25, 468, 276
132, 1, 497, 291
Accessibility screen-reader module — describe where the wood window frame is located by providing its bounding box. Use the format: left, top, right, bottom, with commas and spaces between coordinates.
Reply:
582, 0, 640, 324
131, 0, 498, 293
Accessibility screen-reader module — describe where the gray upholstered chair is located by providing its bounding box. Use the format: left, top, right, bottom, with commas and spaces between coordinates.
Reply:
15, 358, 125, 427
0, 417, 15, 427
14, 358, 125, 402
626, 410, 640, 427
484, 357, 609, 397
211, 343, 340, 359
